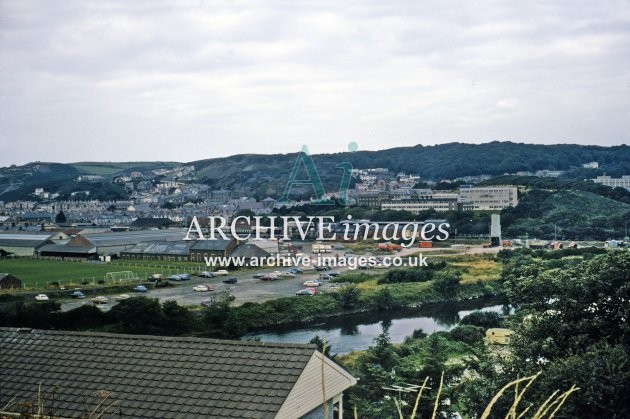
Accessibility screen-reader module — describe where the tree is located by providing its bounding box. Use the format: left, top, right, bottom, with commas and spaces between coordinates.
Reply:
309, 334, 332, 357
374, 287, 394, 311
106, 297, 166, 335
432, 273, 460, 296
462, 252, 630, 418
334, 284, 361, 309
460, 311, 503, 329
162, 300, 195, 335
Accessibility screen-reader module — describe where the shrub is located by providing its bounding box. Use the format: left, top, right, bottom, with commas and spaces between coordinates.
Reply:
460, 311, 503, 328
448, 325, 485, 346
333, 284, 361, 309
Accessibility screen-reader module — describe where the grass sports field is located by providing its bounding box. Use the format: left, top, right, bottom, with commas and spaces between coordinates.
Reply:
0, 259, 208, 289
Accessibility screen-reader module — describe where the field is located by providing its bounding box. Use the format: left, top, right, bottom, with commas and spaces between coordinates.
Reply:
0, 259, 208, 289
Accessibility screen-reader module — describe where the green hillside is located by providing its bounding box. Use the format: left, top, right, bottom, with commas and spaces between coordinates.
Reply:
70, 162, 180, 176
502, 189, 630, 240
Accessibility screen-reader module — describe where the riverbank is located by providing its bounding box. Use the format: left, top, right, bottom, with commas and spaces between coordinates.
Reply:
227, 279, 503, 336
247, 295, 507, 353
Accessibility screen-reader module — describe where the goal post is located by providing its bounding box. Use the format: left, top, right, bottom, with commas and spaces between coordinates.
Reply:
105, 271, 139, 283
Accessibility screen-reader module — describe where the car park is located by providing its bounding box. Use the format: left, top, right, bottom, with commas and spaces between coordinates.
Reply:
70, 291, 86, 299
222, 277, 238, 284
303, 280, 322, 287
91, 296, 108, 304
199, 271, 215, 278
133, 285, 148, 293
296, 289, 315, 296
35, 294, 49, 301
114, 294, 131, 301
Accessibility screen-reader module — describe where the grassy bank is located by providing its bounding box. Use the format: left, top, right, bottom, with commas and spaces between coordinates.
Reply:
228, 279, 501, 334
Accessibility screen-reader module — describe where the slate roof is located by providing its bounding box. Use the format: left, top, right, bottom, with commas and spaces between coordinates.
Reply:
121, 241, 194, 256
190, 239, 235, 251
78, 229, 187, 247
229, 243, 271, 259
0, 233, 52, 248
38, 243, 97, 254
0, 328, 317, 418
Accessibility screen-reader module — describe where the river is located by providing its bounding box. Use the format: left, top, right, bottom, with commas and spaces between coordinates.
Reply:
248, 297, 510, 354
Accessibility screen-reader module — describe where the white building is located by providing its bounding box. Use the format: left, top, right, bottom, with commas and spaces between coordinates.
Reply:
592, 175, 630, 191
459, 185, 518, 210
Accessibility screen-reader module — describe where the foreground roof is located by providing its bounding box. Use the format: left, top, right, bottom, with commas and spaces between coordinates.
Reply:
0, 328, 331, 418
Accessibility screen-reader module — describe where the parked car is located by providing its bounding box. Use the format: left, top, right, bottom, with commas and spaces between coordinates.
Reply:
303, 280, 322, 287
114, 294, 131, 301
200, 300, 213, 307
289, 268, 304, 274
179, 273, 191, 280
35, 294, 49, 301
168, 274, 183, 281
222, 277, 238, 284
70, 291, 86, 299
214, 270, 229, 276
193, 284, 213, 292
133, 285, 148, 293
296, 289, 315, 296
91, 296, 108, 304
199, 271, 215, 278
260, 274, 277, 281
305, 287, 319, 294
319, 274, 333, 280
252, 273, 265, 279
148, 274, 162, 281
315, 266, 331, 271
328, 271, 341, 277
278, 271, 295, 278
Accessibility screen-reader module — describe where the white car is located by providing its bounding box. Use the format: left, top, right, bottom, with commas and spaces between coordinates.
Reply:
35, 294, 49, 301
278, 271, 296, 278
214, 270, 229, 276
92, 296, 108, 304
114, 294, 131, 301
303, 280, 322, 287
193, 284, 213, 292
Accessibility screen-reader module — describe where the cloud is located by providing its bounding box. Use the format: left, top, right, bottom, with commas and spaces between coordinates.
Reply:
0, 0, 629, 165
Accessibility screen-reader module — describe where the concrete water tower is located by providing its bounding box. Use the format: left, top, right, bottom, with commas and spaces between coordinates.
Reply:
490, 214, 502, 247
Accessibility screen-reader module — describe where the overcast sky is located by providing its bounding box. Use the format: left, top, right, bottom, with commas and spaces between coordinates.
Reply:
1, 1, 629, 166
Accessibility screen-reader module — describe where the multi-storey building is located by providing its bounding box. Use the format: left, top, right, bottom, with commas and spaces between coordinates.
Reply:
459, 185, 518, 210
592, 175, 630, 191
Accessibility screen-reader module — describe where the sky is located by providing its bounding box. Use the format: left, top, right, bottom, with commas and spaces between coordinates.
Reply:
1, 0, 629, 166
